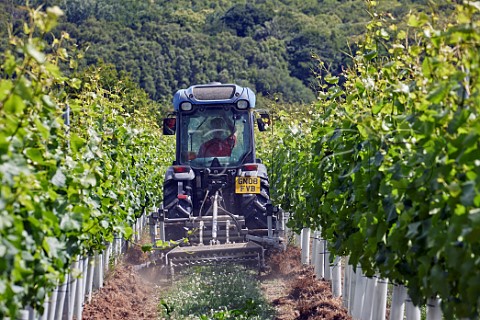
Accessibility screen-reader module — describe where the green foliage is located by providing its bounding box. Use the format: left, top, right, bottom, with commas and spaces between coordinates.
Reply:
265, 2, 480, 318
221, 3, 274, 37
0, 6, 172, 318
159, 265, 275, 319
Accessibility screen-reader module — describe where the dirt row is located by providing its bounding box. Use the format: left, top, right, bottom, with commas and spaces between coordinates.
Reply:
82, 245, 351, 320
264, 247, 351, 320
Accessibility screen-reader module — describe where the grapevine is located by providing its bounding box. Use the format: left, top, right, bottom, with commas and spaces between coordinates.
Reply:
0, 7, 172, 317
264, 2, 480, 318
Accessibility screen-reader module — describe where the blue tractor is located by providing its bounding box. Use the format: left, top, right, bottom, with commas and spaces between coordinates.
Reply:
150, 83, 284, 271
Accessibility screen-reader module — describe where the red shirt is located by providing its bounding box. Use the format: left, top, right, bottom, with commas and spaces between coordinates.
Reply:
198, 135, 236, 157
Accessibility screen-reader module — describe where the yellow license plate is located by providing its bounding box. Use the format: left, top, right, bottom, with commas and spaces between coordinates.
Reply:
235, 177, 261, 194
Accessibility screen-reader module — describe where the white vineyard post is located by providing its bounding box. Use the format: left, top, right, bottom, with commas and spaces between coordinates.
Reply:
93, 252, 100, 290
283, 212, 290, 242
86, 254, 95, 303
301, 227, 311, 264
295, 230, 302, 248
74, 257, 85, 320
314, 232, 324, 279
119, 235, 122, 254
102, 245, 108, 274
112, 234, 117, 259
47, 281, 58, 320
150, 211, 158, 245
138, 217, 141, 241
389, 284, 406, 320
16, 307, 33, 320
94, 253, 103, 289
38, 297, 49, 320
17, 308, 29, 320
139, 216, 143, 235
372, 277, 388, 320
55, 274, 68, 319
113, 233, 120, 263
103, 246, 109, 275
135, 218, 139, 242
81, 256, 89, 301
99, 251, 104, 288
320, 238, 326, 278
360, 275, 377, 320
93, 251, 104, 290
117, 233, 122, 256
324, 240, 331, 281
45, 300, 50, 319
105, 242, 112, 271
137, 217, 141, 240
281, 211, 288, 243
342, 260, 351, 309
426, 297, 443, 320
311, 230, 318, 267
132, 220, 136, 242
28, 307, 35, 320
331, 256, 342, 297
67, 258, 79, 320
405, 295, 421, 320
348, 264, 357, 314
351, 266, 367, 319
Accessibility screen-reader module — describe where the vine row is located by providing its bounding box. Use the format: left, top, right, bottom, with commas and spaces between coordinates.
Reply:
0, 7, 173, 317
260, 2, 480, 318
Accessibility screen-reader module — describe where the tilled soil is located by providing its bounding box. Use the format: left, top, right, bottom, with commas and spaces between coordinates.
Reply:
263, 247, 351, 320
82, 244, 351, 320
81, 263, 158, 320
82, 243, 159, 320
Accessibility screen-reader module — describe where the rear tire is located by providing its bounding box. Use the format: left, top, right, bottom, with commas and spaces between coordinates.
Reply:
241, 178, 271, 229
163, 179, 193, 219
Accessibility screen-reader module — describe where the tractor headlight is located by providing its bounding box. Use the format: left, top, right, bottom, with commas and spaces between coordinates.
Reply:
236, 100, 249, 109
180, 102, 193, 111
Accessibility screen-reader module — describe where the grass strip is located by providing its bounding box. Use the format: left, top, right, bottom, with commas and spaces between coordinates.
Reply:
159, 264, 275, 319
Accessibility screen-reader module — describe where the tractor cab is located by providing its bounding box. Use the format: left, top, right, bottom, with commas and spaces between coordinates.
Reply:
164, 84, 268, 168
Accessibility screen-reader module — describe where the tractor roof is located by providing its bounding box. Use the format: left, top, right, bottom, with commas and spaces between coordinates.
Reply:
173, 83, 256, 111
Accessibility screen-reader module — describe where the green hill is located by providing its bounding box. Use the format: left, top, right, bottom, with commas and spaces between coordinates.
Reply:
0, 0, 440, 104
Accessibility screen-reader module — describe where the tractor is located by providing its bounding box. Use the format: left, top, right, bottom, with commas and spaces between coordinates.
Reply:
149, 83, 285, 273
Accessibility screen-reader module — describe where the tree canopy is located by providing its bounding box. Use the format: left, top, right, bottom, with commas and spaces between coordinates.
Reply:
0, 0, 448, 104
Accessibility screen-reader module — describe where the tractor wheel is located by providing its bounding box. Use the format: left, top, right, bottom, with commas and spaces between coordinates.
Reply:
241, 178, 270, 229
163, 179, 193, 219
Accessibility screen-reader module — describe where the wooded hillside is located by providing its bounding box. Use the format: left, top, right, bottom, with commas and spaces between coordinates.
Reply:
0, 0, 447, 104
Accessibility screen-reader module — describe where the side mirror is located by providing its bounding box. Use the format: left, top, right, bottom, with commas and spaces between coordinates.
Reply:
163, 117, 176, 135
256, 112, 271, 132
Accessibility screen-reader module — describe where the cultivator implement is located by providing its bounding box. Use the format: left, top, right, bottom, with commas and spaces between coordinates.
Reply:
149, 192, 285, 274
166, 242, 264, 273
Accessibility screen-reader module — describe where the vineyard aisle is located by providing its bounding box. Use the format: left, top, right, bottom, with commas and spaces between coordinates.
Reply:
83, 245, 350, 320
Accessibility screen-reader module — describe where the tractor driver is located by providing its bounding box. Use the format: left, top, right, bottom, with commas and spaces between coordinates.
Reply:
197, 117, 236, 158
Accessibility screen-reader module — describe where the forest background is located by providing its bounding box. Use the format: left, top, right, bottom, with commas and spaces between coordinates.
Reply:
0, 0, 448, 110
